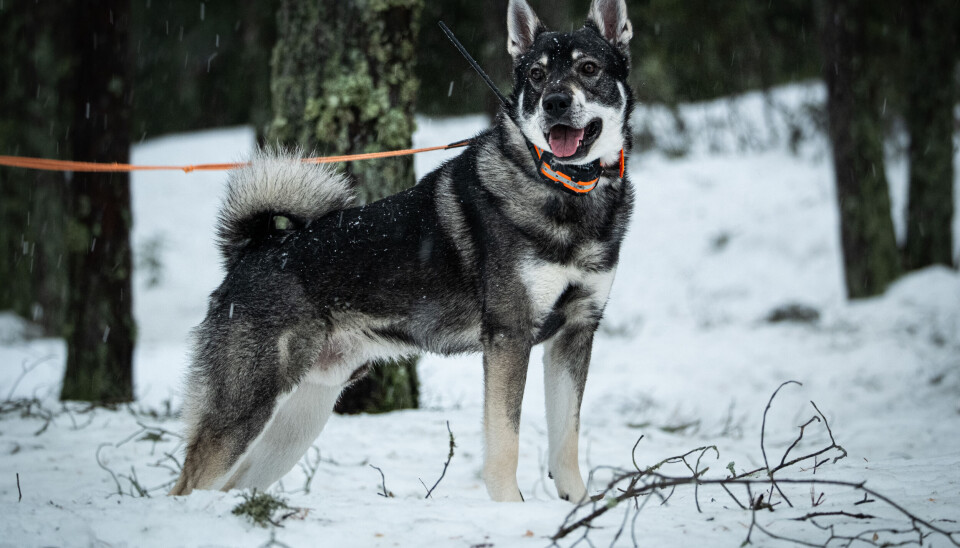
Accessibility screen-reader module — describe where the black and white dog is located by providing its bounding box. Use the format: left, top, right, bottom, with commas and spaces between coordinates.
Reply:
171, 0, 634, 503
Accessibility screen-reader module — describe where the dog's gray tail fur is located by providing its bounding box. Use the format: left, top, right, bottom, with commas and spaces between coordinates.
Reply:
216, 149, 355, 263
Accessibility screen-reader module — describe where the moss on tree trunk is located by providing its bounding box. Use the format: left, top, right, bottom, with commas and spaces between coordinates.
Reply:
60, 0, 136, 403
902, 1, 958, 271
269, 0, 423, 414
817, 0, 902, 299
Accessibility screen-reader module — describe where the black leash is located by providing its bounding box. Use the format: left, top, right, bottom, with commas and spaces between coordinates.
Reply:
438, 21, 615, 195
438, 21, 512, 112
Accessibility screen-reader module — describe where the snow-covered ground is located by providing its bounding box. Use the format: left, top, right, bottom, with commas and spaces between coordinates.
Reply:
2, 85, 959, 547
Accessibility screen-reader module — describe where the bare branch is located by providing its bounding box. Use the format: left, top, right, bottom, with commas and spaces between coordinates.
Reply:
810, 401, 847, 464
549, 382, 959, 547
791, 511, 876, 522
422, 421, 456, 499
96, 443, 124, 497
760, 380, 801, 508
369, 464, 392, 498
780, 416, 820, 468
5, 355, 55, 402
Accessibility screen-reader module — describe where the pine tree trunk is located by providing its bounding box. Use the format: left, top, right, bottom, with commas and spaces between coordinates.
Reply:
902, 1, 958, 270
60, 1, 135, 403
0, 3, 71, 334
480, 0, 510, 117
239, 1, 280, 144
817, 0, 902, 298
269, 0, 422, 414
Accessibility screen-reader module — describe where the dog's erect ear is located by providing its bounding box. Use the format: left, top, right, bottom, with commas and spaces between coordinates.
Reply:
588, 0, 633, 55
507, 0, 543, 59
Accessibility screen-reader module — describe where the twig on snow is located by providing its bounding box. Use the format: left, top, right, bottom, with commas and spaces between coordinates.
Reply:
4, 355, 54, 402
760, 380, 801, 508
370, 464, 393, 498
421, 421, 456, 499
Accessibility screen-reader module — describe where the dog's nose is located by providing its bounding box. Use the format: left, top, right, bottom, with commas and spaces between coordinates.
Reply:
542, 92, 572, 119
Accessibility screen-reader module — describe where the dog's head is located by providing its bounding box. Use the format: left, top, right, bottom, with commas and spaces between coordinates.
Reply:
507, 0, 633, 167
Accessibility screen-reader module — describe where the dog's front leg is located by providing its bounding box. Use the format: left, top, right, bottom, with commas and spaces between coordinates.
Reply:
543, 325, 594, 503
481, 333, 532, 502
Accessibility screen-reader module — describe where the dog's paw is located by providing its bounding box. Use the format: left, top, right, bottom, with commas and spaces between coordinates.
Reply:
488, 488, 524, 502
484, 474, 524, 502
554, 474, 588, 504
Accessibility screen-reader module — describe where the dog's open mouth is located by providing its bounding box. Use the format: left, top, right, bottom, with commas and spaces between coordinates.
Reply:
546, 119, 602, 159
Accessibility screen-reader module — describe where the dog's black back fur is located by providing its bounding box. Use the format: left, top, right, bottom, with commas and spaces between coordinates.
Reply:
219, 117, 633, 356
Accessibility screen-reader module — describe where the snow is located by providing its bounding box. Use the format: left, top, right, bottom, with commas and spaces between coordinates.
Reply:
2, 86, 959, 547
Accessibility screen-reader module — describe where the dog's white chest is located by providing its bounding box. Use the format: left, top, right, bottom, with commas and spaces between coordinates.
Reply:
519, 259, 616, 322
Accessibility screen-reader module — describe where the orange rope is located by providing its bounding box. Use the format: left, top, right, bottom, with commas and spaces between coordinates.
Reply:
0, 140, 471, 174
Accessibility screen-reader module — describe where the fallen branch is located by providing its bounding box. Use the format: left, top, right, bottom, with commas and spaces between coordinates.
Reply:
95, 422, 183, 497
549, 381, 959, 548
791, 511, 876, 522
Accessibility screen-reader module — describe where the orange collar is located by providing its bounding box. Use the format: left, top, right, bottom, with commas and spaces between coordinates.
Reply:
531, 145, 624, 195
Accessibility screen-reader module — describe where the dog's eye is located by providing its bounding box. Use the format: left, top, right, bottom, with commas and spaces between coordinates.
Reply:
529, 67, 545, 82
580, 62, 598, 76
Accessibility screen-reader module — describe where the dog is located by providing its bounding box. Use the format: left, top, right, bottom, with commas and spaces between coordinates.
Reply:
170, 0, 634, 503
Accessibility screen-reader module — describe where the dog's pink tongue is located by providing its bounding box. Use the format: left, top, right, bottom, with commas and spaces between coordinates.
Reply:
548, 125, 584, 158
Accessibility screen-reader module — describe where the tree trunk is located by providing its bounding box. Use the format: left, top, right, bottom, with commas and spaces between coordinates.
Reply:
60, 0, 136, 403
0, 2, 72, 334
817, 0, 902, 298
269, 0, 422, 414
240, 1, 280, 144
902, 1, 958, 270
480, 0, 510, 117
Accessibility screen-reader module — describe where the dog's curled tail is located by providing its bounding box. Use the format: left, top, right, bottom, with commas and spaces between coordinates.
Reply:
217, 149, 354, 262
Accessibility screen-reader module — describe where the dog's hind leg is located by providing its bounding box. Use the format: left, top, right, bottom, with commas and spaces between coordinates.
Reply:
218, 379, 341, 491
170, 376, 341, 495
169, 426, 235, 495
170, 319, 345, 496
542, 325, 593, 503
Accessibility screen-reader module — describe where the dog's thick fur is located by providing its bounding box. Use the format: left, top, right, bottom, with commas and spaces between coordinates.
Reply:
171, 0, 634, 503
